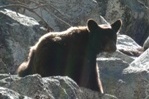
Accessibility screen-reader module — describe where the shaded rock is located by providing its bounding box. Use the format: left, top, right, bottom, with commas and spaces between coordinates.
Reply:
0, 9, 46, 74
0, 74, 10, 79
0, 59, 8, 74
81, 88, 118, 99
0, 74, 80, 98
0, 74, 118, 99
0, 87, 31, 99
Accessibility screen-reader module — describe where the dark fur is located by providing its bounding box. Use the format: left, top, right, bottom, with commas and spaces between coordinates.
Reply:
17, 19, 122, 93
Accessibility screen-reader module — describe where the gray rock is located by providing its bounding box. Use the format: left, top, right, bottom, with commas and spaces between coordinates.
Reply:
0, 9, 46, 74
96, 52, 149, 99
98, 51, 134, 64
81, 88, 118, 99
0, 74, 118, 99
117, 34, 142, 51
20, 0, 101, 31
97, 57, 129, 95
117, 34, 143, 56
108, 48, 149, 99
0, 87, 31, 99
123, 48, 149, 74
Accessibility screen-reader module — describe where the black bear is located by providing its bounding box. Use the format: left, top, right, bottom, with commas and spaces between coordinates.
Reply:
17, 19, 122, 94
143, 36, 149, 51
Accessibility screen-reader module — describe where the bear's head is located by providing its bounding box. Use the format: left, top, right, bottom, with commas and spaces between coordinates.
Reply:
87, 19, 122, 54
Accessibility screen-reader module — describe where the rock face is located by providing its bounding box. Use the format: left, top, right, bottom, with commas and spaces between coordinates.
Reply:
0, 9, 46, 74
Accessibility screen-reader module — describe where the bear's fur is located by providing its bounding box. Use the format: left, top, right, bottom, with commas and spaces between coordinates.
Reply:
17, 19, 122, 93
143, 36, 149, 51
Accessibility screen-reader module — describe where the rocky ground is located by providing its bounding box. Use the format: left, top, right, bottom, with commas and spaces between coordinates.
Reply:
0, 0, 149, 99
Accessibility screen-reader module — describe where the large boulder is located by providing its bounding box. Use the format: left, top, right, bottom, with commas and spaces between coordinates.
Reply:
0, 74, 117, 99
0, 9, 46, 74
121, 48, 149, 99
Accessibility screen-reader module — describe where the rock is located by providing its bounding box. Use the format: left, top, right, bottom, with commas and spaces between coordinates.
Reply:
96, 51, 149, 99
81, 88, 118, 99
123, 48, 149, 74
0, 74, 118, 99
0, 87, 31, 99
0, 74, 81, 98
0, 9, 46, 74
98, 51, 134, 64
121, 0, 149, 45
117, 34, 143, 56
96, 57, 129, 95
119, 48, 149, 99
0, 59, 8, 74
18, 0, 101, 31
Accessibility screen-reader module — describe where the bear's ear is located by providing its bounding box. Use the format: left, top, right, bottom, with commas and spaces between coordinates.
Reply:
111, 19, 122, 33
87, 19, 99, 32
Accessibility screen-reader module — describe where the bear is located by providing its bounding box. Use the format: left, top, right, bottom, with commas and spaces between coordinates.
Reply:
17, 19, 122, 94
143, 36, 149, 51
